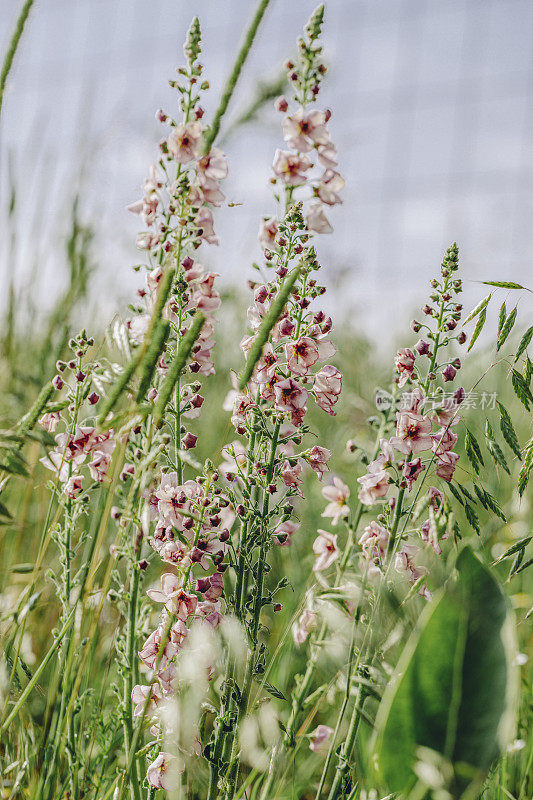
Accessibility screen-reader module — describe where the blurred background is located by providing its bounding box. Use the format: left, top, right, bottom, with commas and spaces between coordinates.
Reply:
1, 0, 533, 341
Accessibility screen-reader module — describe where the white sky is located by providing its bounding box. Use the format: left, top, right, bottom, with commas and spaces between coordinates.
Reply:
1, 0, 532, 340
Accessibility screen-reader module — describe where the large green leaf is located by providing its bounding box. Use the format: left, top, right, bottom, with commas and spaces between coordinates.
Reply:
372, 546, 517, 798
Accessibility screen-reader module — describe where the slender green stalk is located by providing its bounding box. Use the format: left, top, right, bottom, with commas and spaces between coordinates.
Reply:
0, 0, 35, 123
203, 0, 271, 153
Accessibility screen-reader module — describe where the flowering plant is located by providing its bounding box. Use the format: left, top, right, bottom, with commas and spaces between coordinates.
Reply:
0, 4, 531, 800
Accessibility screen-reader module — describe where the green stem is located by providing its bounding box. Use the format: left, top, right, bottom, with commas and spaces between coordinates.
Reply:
0, 0, 35, 123
224, 421, 280, 800
203, 0, 271, 153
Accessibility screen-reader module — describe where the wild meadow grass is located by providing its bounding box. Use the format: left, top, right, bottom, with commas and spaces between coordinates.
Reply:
0, 3, 531, 800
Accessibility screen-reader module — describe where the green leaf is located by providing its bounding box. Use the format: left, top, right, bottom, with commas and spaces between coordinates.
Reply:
467, 308, 487, 353
485, 420, 510, 475
464, 430, 483, 474
464, 503, 480, 534
515, 325, 533, 362
525, 356, 533, 386
497, 306, 517, 351
474, 485, 506, 522
462, 294, 491, 326
372, 547, 518, 799
447, 482, 465, 506
518, 439, 533, 497
497, 402, 521, 460
511, 369, 533, 411
496, 536, 532, 562
481, 280, 527, 290
262, 681, 287, 702
497, 302, 507, 337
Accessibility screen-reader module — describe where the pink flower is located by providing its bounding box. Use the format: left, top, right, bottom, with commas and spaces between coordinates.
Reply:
274, 377, 308, 426
147, 752, 179, 790
196, 572, 224, 602
281, 460, 303, 494
305, 445, 331, 480
139, 627, 178, 671
254, 343, 278, 384
317, 170, 345, 205
272, 149, 312, 185
306, 201, 333, 234
395, 348, 416, 388
317, 141, 338, 169
428, 486, 444, 511
433, 399, 461, 427
65, 474, 83, 498
39, 412, 60, 432
390, 411, 433, 455
357, 469, 390, 505
403, 457, 425, 490
131, 683, 163, 717
273, 519, 300, 546
167, 121, 203, 163
366, 438, 395, 473
359, 521, 390, 564
322, 477, 350, 524
285, 337, 335, 377
198, 599, 224, 628
431, 427, 458, 455
314, 364, 342, 415
395, 544, 431, 600
400, 387, 426, 413
435, 450, 459, 482
309, 724, 334, 753
197, 147, 227, 184
313, 529, 339, 571
195, 206, 218, 245
136, 231, 159, 251
292, 608, 317, 645
258, 217, 278, 251
147, 574, 197, 620
88, 439, 116, 482
420, 519, 442, 554
282, 108, 330, 152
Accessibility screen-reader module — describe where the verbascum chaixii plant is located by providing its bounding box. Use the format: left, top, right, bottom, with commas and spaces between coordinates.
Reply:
0, 3, 531, 800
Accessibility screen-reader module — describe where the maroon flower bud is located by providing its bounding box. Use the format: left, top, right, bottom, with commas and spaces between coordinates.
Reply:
254, 285, 268, 304
182, 256, 194, 271
236, 504, 245, 517
183, 517, 194, 530
457, 331, 467, 345
415, 339, 431, 356
276, 265, 288, 278
410, 320, 421, 333
274, 603, 282, 612
197, 577, 210, 594
452, 358, 461, 369
278, 317, 295, 336
274, 96, 288, 113
454, 387, 465, 404
446, 319, 457, 331
138, 559, 149, 570
52, 375, 63, 390
155, 108, 167, 122
219, 529, 230, 543
442, 364, 457, 382
191, 393, 204, 409
88, 392, 100, 405
423, 304, 433, 316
